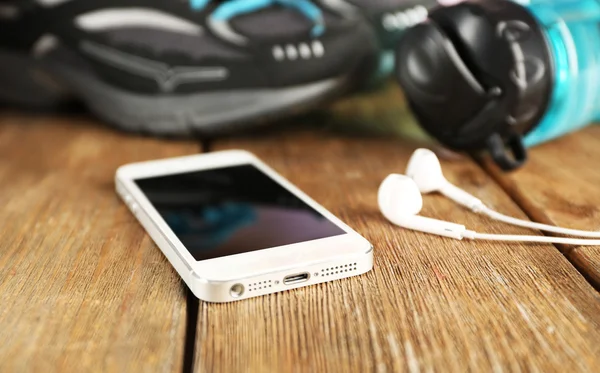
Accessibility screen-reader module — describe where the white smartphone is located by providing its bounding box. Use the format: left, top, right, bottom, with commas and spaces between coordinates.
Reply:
115, 150, 373, 303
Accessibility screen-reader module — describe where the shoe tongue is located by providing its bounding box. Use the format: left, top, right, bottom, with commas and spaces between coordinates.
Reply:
230, 6, 313, 39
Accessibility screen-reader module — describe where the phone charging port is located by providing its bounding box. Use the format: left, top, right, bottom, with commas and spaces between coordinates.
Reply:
283, 272, 310, 285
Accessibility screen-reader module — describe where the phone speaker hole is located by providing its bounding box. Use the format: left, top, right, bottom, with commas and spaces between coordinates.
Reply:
247, 279, 275, 292
320, 262, 358, 277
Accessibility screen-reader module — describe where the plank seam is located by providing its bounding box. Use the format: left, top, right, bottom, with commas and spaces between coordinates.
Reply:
183, 289, 200, 373
474, 156, 600, 291
181, 139, 209, 373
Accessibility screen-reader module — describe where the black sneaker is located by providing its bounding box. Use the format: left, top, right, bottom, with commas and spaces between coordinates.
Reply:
315, 0, 441, 82
0, 0, 375, 135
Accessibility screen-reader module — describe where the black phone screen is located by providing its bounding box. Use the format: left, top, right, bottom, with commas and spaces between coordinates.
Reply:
135, 164, 346, 261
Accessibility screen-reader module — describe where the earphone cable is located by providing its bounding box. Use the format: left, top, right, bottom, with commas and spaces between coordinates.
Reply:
478, 206, 600, 238
463, 230, 600, 245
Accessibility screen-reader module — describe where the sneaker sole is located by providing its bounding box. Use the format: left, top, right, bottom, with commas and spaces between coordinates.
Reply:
0, 49, 349, 136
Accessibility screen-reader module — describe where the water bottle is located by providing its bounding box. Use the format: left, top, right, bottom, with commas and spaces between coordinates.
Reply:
395, 0, 600, 170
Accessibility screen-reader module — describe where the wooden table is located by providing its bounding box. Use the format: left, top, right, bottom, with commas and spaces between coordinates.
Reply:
2, 86, 600, 372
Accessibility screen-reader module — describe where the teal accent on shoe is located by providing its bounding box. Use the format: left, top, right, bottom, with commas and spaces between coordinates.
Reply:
192, 0, 325, 37
378, 51, 395, 79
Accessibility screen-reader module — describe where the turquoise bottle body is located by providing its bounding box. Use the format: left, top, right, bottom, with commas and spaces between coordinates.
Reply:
523, 0, 600, 146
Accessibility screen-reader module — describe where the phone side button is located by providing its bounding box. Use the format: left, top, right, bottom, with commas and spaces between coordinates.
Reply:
130, 203, 139, 215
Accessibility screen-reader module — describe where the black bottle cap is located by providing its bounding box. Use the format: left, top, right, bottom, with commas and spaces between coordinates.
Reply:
395, 0, 553, 170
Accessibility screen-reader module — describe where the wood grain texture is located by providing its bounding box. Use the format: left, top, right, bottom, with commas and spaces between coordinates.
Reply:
480, 126, 600, 289
196, 128, 600, 373
0, 114, 198, 372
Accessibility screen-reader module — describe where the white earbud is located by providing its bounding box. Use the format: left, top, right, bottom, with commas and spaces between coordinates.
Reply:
378, 174, 467, 239
395, 148, 600, 240
378, 173, 600, 246
405, 149, 484, 211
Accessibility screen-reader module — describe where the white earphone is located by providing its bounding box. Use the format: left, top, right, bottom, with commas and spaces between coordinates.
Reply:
379, 149, 600, 245
406, 149, 600, 237
379, 174, 468, 239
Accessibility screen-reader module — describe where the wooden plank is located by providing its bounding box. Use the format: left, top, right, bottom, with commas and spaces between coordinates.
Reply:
480, 126, 600, 289
196, 128, 600, 372
0, 114, 199, 372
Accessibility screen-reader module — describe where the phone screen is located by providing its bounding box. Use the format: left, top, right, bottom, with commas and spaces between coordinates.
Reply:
134, 164, 346, 261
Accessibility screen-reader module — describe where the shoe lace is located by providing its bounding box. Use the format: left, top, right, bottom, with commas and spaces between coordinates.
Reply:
189, 0, 325, 36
